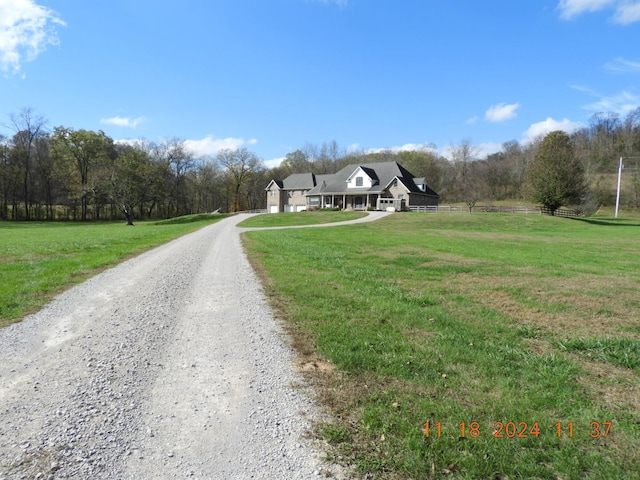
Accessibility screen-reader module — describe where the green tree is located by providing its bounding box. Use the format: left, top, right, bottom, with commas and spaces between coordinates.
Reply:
525, 130, 586, 215
109, 143, 154, 225
51, 128, 115, 221
280, 149, 310, 175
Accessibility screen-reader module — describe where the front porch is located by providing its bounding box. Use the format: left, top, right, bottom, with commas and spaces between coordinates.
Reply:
314, 193, 384, 210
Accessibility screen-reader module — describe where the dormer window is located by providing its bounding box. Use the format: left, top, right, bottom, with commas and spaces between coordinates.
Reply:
347, 167, 376, 189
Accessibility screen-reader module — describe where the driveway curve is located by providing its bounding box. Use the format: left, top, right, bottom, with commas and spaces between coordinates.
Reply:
0, 211, 390, 479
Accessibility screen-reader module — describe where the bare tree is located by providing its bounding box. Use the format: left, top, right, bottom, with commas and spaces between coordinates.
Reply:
449, 139, 483, 211
32, 134, 58, 219
0, 134, 11, 219
151, 138, 194, 217
188, 159, 223, 214
5, 108, 48, 220
217, 148, 262, 212
620, 107, 640, 156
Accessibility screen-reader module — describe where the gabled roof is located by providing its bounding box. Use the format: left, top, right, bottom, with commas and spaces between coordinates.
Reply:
265, 179, 283, 190
306, 161, 438, 196
269, 161, 439, 197
389, 176, 440, 197
282, 173, 317, 190
412, 178, 439, 196
347, 165, 379, 184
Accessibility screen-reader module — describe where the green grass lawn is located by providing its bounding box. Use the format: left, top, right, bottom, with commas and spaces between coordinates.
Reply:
0, 214, 226, 326
243, 212, 640, 479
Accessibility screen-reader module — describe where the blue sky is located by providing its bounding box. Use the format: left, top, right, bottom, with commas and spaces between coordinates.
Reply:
1, 0, 639, 167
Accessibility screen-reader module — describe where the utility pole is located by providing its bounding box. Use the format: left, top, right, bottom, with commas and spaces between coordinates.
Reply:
615, 157, 623, 218
615, 156, 640, 218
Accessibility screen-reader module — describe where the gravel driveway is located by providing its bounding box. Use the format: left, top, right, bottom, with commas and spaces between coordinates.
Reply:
0, 213, 395, 479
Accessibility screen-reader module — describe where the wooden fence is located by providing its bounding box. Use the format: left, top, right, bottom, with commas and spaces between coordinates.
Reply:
410, 205, 580, 217
539, 207, 580, 217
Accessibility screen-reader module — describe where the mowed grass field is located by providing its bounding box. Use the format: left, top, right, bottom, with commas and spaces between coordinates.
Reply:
0, 214, 226, 326
242, 212, 640, 479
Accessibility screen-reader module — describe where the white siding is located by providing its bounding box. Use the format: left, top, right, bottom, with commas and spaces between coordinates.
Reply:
346, 167, 375, 189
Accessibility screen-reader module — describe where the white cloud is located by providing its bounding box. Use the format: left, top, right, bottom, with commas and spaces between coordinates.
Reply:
466, 116, 478, 125
604, 57, 640, 73
184, 135, 257, 157
113, 138, 144, 148
0, 0, 65, 74
346, 143, 360, 153
263, 157, 286, 169
612, 1, 640, 24
100, 116, 145, 128
476, 142, 504, 158
572, 83, 640, 115
484, 103, 519, 122
522, 117, 583, 143
440, 142, 503, 161
558, 0, 640, 24
365, 142, 437, 155
558, 0, 616, 19
583, 90, 640, 115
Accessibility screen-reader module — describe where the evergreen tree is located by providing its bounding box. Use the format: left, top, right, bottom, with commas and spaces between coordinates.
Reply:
525, 131, 586, 215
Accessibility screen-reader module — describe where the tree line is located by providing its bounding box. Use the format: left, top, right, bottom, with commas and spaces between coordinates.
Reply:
270, 106, 640, 214
1, 107, 639, 222
0, 108, 267, 222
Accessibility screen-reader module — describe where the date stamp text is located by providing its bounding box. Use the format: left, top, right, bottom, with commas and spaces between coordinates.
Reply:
422, 421, 612, 439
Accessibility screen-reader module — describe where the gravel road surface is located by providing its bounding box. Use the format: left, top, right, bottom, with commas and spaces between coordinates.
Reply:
0, 213, 391, 479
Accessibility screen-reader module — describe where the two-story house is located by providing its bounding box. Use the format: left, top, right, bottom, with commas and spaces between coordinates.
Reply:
265, 161, 439, 213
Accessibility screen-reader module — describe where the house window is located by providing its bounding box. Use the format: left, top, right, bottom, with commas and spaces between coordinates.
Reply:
392, 179, 398, 187
356, 177, 363, 187
270, 190, 276, 197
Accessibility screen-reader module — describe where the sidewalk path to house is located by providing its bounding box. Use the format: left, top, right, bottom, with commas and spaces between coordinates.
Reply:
0, 211, 389, 479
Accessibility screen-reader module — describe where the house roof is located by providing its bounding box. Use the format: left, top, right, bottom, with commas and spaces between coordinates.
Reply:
265, 179, 284, 190
268, 161, 439, 198
305, 161, 439, 197
282, 173, 317, 190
